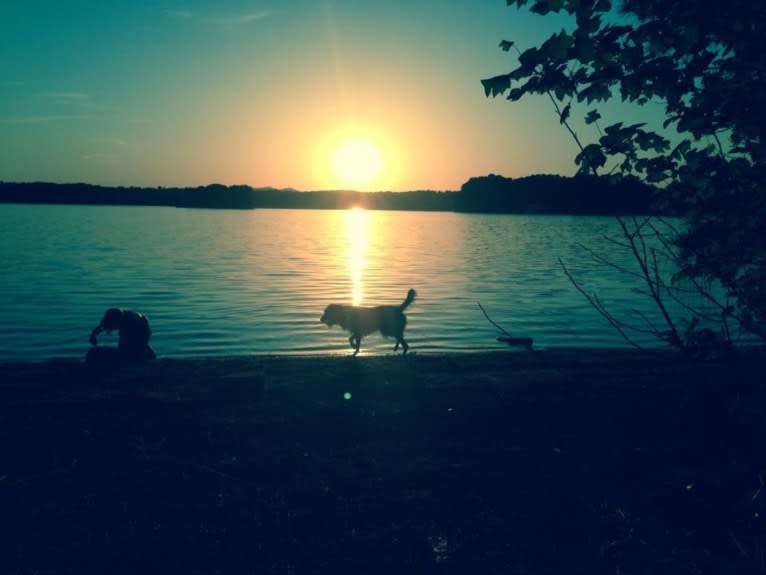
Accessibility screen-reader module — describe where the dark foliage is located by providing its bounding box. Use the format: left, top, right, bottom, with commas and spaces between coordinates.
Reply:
455, 173, 656, 214
484, 0, 766, 338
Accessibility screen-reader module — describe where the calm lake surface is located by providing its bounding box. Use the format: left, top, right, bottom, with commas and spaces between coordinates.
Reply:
0, 204, 695, 361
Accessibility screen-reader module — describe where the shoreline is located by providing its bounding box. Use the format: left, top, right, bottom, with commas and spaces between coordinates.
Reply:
3, 344, 756, 365
3, 348, 765, 573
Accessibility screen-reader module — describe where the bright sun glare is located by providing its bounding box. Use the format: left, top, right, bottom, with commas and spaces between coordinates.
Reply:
333, 138, 383, 189
346, 207, 368, 306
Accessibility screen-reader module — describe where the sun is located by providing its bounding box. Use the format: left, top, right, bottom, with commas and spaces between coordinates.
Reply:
332, 138, 383, 190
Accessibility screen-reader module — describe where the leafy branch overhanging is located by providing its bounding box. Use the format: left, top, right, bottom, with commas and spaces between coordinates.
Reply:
483, 0, 766, 355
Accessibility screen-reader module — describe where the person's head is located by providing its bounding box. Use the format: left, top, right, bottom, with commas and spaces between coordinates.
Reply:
100, 308, 124, 331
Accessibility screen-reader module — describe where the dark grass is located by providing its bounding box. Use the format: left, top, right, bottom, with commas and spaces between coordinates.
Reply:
2, 349, 765, 574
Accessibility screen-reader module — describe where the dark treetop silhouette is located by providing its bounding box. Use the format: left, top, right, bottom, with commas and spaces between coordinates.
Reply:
87, 308, 156, 365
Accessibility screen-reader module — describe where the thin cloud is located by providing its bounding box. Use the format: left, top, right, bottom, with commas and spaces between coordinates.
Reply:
165, 9, 193, 19
165, 8, 273, 25
1, 115, 93, 124
90, 135, 130, 148
210, 10, 273, 25
83, 152, 120, 165
45, 92, 90, 101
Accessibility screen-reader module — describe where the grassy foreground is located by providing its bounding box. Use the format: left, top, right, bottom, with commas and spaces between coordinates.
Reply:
2, 349, 765, 574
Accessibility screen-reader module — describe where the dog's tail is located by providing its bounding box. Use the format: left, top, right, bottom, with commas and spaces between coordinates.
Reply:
400, 288, 417, 310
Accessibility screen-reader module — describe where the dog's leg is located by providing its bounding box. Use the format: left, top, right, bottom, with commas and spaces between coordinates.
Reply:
393, 336, 408, 354
348, 333, 361, 356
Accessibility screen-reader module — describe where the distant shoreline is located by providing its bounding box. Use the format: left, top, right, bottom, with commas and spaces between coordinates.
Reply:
0, 173, 662, 215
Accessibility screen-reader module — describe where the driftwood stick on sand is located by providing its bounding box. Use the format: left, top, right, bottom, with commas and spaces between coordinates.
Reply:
477, 301, 534, 350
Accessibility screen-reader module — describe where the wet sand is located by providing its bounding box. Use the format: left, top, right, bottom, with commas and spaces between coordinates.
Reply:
2, 349, 765, 574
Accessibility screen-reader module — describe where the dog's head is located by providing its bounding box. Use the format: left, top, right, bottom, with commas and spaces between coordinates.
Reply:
320, 304, 346, 328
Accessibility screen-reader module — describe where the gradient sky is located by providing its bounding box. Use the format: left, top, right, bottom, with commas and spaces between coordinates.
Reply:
0, 1, 659, 191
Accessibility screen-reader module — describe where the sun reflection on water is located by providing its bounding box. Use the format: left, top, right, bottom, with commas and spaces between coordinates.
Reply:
345, 207, 368, 306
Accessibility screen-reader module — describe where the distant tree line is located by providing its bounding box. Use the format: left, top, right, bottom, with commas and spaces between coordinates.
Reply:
0, 182, 261, 209
0, 181, 454, 211
248, 188, 455, 211
0, 175, 658, 215
456, 173, 657, 215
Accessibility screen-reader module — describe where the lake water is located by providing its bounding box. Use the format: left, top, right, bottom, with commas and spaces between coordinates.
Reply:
0, 204, 700, 361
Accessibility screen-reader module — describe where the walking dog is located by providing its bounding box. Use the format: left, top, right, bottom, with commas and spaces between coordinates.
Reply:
320, 289, 416, 355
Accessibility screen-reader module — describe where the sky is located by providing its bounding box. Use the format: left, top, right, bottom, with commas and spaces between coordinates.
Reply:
0, 1, 658, 191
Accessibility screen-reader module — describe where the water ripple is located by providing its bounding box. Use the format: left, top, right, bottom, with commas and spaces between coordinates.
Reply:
0, 205, 707, 360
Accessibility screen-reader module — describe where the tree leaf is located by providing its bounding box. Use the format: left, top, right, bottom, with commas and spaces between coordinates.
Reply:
480, 75, 511, 98
499, 40, 515, 52
585, 109, 601, 124
559, 102, 571, 124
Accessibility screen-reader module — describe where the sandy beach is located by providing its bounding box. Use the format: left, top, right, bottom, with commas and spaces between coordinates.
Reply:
2, 349, 765, 574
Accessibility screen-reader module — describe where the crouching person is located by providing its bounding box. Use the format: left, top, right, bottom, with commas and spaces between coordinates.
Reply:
87, 308, 156, 366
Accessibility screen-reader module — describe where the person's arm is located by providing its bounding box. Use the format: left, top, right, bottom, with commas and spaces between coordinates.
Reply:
90, 324, 103, 346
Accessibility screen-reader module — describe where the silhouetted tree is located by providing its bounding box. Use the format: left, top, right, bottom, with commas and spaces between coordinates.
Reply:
455, 173, 655, 214
483, 0, 766, 348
